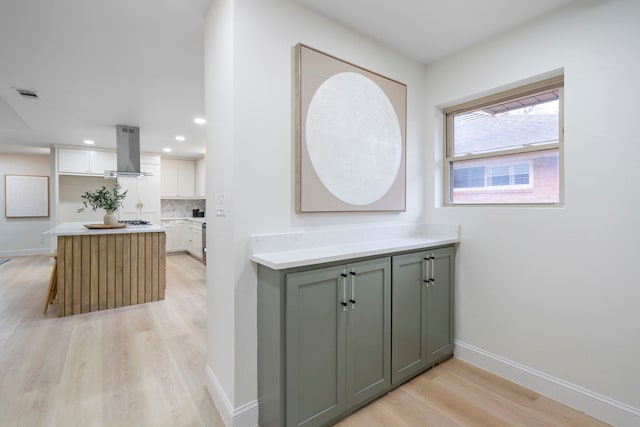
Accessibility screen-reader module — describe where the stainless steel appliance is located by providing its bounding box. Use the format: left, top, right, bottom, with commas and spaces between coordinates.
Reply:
104, 125, 152, 178
202, 222, 206, 265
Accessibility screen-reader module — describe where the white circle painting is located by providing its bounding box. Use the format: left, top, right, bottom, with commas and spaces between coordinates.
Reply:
305, 72, 402, 206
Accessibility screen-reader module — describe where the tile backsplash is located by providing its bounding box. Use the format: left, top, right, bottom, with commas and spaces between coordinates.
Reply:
161, 199, 206, 218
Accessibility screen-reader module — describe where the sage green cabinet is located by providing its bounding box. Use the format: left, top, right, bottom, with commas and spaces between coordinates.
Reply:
257, 245, 454, 427
285, 265, 346, 427
426, 247, 455, 363
344, 259, 391, 408
391, 246, 454, 385
285, 258, 391, 427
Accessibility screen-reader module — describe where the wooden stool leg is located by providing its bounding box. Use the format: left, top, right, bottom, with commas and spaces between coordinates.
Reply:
44, 256, 57, 314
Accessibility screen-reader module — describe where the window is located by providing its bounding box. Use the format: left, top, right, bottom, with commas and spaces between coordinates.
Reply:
444, 75, 563, 205
453, 162, 532, 190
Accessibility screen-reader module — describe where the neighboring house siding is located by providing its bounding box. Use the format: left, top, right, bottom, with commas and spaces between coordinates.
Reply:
453, 154, 558, 204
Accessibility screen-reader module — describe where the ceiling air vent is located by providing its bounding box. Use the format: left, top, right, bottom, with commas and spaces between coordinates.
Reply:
14, 88, 39, 99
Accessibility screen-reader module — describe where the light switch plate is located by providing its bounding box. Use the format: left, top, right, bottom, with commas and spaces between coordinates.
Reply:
216, 193, 225, 217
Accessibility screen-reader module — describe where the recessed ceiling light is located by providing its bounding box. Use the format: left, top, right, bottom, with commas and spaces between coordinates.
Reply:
163, 147, 172, 152
194, 117, 206, 125
83, 140, 95, 145
176, 135, 186, 141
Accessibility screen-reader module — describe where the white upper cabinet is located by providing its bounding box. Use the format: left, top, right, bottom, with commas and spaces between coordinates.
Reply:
58, 148, 116, 175
195, 157, 206, 197
90, 150, 117, 173
161, 158, 179, 197
58, 148, 88, 173
178, 160, 195, 198
161, 158, 199, 198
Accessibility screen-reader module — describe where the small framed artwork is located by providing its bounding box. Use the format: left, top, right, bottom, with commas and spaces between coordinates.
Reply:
4, 174, 50, 218
295, 43, 407, 213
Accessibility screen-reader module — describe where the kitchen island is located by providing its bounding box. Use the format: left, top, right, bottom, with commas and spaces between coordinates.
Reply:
43, 222, 167, 317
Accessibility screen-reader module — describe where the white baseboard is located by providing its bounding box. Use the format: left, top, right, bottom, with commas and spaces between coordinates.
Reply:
455, 340, 640, 427
205, 364, 258, 427
0, 248, 51, 257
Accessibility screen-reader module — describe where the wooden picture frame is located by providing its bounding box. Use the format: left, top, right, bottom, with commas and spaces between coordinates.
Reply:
295, 43, 407, 213
4, 174, 50, 218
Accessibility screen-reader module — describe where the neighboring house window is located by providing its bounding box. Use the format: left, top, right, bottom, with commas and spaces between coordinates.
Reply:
444, 75, 564, 205
453, 162, 532, 190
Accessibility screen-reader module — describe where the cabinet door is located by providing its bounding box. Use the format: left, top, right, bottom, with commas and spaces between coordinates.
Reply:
191, 225, 203, 259
426, 247, 455, 364
174, 220, 187, 251
162, 220, 175, 252
195, 157, 206, 197
391, 251, 428, 385
58, 148, 90, 173
138, 164, 160, 224
187, 226, 194, 254
177, 160, 195, 197
286, 265, 346, 427
89, 151, 116, 173
118, 176, 139, 219
345, 257, 391, 409
161, 158, 178, 197
186, 223, 202, 258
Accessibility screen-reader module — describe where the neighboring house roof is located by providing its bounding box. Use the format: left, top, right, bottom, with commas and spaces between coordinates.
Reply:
454, 113, 559, 155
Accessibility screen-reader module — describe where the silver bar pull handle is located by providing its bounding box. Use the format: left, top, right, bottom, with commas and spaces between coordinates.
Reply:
424, 255, 430, 288
349, 269, 356, 309
430, 254, 435, 285
340, 271, 348, 311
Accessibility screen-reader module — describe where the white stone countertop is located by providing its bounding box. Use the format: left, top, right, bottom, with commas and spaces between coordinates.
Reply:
43, 222, 167, 236
250, 224, 460, 270
160, 217, 206, 223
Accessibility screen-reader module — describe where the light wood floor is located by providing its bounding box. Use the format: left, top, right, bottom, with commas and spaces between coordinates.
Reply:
336, 358, 610, 427
0, 255, 609, 427
0, 254, 224, 427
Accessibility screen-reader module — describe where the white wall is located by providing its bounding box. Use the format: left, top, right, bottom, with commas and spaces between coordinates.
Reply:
0, 153, 52, 256
425, 0, 640, 422
204, 0, 426, 424
58, 175, 114, 223
205, 0, 237, 416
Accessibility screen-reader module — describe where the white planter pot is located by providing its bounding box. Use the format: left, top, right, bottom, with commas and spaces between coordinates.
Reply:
104, 211, 118, 225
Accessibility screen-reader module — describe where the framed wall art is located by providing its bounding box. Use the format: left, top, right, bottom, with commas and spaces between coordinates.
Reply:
4, 174, 50, 218
295, 43, 407, 213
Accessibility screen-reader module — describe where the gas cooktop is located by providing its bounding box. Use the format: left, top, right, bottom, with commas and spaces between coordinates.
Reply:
118, 220, 151, 226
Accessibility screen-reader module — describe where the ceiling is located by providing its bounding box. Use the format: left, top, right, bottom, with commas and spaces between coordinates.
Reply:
0, 0, 577, 157
0, 0, 211, 158
297, 0, 578, 63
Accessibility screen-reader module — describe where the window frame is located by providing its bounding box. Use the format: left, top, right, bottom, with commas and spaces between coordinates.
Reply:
443, 75, 564, 206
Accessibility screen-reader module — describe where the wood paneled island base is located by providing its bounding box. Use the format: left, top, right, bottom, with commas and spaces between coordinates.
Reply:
55, 231, 166, 316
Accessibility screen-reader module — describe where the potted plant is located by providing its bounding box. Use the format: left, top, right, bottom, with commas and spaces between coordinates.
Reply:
79, 181, 128, 225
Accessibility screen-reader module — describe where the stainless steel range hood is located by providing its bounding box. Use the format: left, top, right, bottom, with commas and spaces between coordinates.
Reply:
104, 125, 152, 178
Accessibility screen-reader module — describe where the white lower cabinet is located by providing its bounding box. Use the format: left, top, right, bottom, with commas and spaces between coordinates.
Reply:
187, 221, 203, 260
174, 220, 187, 251
162, 220, 176, 252
163, 219, 189, 253
163, 219, 200, 259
